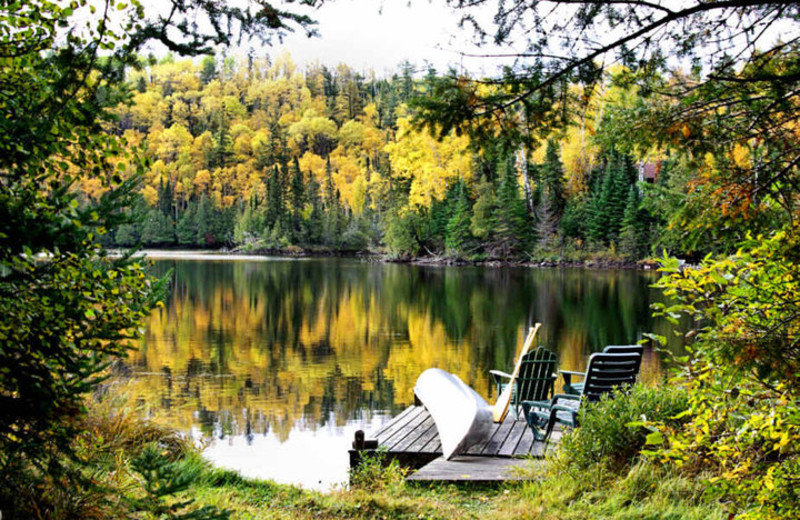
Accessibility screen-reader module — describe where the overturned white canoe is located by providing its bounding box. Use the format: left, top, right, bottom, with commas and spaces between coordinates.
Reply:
413, 368, 493, 460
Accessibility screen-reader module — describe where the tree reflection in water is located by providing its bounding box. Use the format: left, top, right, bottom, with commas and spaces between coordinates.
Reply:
110, 258, 677, 444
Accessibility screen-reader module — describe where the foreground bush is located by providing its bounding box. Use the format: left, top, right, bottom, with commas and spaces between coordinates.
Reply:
556, 383, 690, 474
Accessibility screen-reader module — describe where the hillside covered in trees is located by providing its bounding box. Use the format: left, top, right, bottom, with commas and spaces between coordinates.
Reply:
94, 53, 693, 262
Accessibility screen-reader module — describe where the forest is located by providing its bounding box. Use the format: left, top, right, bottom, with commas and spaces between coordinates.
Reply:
3, 1, 800, 519
98, 53, 683, 262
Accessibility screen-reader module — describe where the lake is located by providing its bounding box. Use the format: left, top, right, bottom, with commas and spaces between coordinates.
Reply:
108, 254, 675, 490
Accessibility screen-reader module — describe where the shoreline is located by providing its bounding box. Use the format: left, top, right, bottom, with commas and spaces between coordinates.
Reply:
123, 246, 659, 271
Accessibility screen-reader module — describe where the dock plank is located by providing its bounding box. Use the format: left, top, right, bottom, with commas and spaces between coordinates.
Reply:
381, 407, 430, 451
407, 417, 442, 454
464, 422, 500, 455
372, 405, 416, 438
377, 407, 424, 448
407, 456, 545, 483
513, 423, 536, 456
498, 420, 528, 457
394, 415, 437, 453
355, 405, 558, 480
481, 416, 517, 456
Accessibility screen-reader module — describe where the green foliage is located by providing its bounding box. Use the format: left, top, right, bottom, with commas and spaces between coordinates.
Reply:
445, 181, 472, 255
0, 0, 320, 514
382, 207, 420, 259
131, 444, 230, 520
470, 174, 495, 239
559, 196, 588, 241
556, 383, 690, 474
142, 208, 176, 244
492, 158, 530, 258
645, 232, 800, 518
619, 185, 648, 259
587, 153, 636, 245
0, 0, 162, 508
349, 449, 407, 493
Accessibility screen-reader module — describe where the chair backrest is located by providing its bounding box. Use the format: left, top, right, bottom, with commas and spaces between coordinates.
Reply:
602, 344, 643, 379
515, 347, 557, 402
581, 352, 641, 402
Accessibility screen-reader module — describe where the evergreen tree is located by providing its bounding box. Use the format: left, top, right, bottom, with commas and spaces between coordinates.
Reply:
470, 174, 495, 240
304, 174, 324, 245
540, 139, 566, 216
587, 153, 633, 244
493, 158, 530, 258
560, 196, 588, 240
619, 185, 644, 259
157, 176, 174, 218
195, 195, 213, 246
211, 108, 233, 169
141, 209, 174, 245
177, 201, 198, 246
608, 154, 633, 239
200, 55, 217, 84
265, 164, 285, 230
586, 172, 608, 243
445, 181, 472, 255
535, 189, 560, 247
322, 157, 342, 247
289, 156, 305, 241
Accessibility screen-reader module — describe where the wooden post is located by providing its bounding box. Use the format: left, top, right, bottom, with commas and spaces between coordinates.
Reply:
353, 429, 365, 450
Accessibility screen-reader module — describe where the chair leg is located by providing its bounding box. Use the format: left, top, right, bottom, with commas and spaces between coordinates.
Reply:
543, 409, 557, 442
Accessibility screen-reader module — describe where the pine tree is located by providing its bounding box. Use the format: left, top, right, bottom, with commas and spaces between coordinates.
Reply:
304, 175, 324, 245
141, 209, 174, 245
177, 200, 198, 246
535, 189, 560, 247
493, 158, 530, 258
540, 139, 566, 216
195, 194, 213, 246
322, 157, 342, 247
619, 185, 645, 259
470, 174, 495, 240
587, 172, 609, 243
289, 156, 305, 242
608, 154, 632, 240
587, 153, 632, 244
445, 181, 472, 256
157, 176, 175, 218
560, 196, 588, 240
265, 164, 285, 230
211, 108, 233, 169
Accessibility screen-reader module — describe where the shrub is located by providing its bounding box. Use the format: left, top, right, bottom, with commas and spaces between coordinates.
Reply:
349, 449, 407, 493
556, 383, 690, 473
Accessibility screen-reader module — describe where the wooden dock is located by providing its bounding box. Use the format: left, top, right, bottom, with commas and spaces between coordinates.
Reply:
350, 405, 560, 483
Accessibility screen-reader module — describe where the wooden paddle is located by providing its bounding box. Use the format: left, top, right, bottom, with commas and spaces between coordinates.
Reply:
491, 322, 542, 422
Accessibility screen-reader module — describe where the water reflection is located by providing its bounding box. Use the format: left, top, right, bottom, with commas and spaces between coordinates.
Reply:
109, 258, 674, 489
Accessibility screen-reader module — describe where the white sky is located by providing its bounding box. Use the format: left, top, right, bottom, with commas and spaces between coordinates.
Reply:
262, 0, 509, 76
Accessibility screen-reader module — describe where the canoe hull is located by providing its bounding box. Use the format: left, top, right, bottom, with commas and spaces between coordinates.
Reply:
413, 368, 493, 460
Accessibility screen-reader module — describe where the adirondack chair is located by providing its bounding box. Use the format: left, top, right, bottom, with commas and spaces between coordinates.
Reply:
521, 351, 642, 441
561, 344, 643, 396
489, 347, 557, 420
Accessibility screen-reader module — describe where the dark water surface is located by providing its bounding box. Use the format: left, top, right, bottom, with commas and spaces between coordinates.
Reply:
109, 255, 675, 490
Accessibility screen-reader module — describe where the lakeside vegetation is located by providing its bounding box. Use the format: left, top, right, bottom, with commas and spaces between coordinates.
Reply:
2, 1, 799, 519
94, 55, 675, 263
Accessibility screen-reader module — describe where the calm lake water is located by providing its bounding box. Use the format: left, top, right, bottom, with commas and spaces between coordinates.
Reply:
108, 254, 675, 490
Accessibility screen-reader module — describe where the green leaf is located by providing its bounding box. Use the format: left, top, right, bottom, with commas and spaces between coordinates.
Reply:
645, 431, 664, 445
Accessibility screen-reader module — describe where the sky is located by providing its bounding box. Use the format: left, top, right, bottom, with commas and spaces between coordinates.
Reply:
260, 0, 510, 76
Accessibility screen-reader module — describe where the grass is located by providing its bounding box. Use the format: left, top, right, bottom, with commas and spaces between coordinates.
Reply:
3, 394, 725, 519
183, 458, 723, 520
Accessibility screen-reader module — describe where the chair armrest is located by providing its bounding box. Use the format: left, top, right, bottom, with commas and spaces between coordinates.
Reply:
559, 369, 586, 387
489, 369, 513, 380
